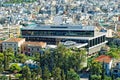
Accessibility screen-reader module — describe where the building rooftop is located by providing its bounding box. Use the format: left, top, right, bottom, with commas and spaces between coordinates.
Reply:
21, 24, 95, 31
0, 40, 3, 43
24, 41, 46, 48
95, 55, 112, 63
3, 38, 25, 43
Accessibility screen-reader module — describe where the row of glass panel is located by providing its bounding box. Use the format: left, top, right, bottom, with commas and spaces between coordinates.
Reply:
22, 30, 94, 37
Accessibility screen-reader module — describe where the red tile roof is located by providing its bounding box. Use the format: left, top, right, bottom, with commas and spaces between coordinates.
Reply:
95, 55, 112, 63
24, 41, 46, 48
4, 38, 25, 43
0, 40, 3, 43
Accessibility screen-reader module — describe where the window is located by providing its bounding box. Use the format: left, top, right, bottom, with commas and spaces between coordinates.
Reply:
28, 48, 30, 52
14, 48, 16, 50
8, 44, 12, 46
114, 70, 118, 73
37, 48, 39, 51
4, 43, 6, 46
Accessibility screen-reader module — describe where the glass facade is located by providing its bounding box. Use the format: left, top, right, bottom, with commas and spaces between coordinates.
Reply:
25, 35, 106, 47
26, 37, 56, 44
22, 29, 106, 48
61, 39, 88, 43
25, 37, 88, 45
88, 35, 106, 47
21, 30, 94, 37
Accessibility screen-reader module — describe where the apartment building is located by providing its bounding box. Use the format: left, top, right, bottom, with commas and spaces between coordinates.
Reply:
0, 24, 21, 40
2, 38, 25, 54
9, 25, 21, 38
21, 41, 46, 55
95, 55, 112, 75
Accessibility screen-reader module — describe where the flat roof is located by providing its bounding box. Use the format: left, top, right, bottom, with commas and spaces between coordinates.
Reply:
21, 24, 95, 31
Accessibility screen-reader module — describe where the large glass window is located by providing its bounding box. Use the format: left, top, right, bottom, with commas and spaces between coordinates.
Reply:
22, 30, 94, 37
89, 40, 93, 47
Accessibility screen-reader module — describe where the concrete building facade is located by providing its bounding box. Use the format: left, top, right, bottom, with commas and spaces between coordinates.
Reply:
21, 41, 46, 55
2, 38, 25, 54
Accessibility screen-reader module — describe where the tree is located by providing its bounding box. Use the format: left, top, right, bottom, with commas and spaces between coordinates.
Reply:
36, 67, 42, 79
10, 63, 22, 73
0, 53, 4, 72
31, 71, 37, 80
42, 66, 51, 80
25, 44, 87, 80
67, 69, 80, 80
90, 61, 102, 75
69, 48, 87, 72
22, 66, 31, 80
0, 76, 8, 80
31, 66, 42, 80
3, 48, 14, 70
52, 67, 61, 80
53, 45, 87, 73
33, 52, 40, 63
101, 61, 105, 80
106, 48, 120, 59
37, 78, 42, 80
15, 74, 22, 79
116, 78, 120, 80
16, 53, 27, 63
61, 70, 65, 80
91, 75, 101, 80
104, 76, 112, 80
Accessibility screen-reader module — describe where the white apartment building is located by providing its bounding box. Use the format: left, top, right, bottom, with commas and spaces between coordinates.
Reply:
2, 38, 25, 54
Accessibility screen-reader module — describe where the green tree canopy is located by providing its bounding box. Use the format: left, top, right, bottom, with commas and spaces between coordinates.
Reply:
22, 66, 31, 80
0, 53, 4, 61
106, 48, 120, 59
116, 78, 120, 80
90, 61, 102, 75
67, 69, 80, 80
61, 70, 65, 80
0, 53, 4, 72
42, 66, 51, 80
52, 67, 61, 80
3, 48, 14, 70
91, 75, 101, 80
10, 63, 21, 73
16, 53, 27, 63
